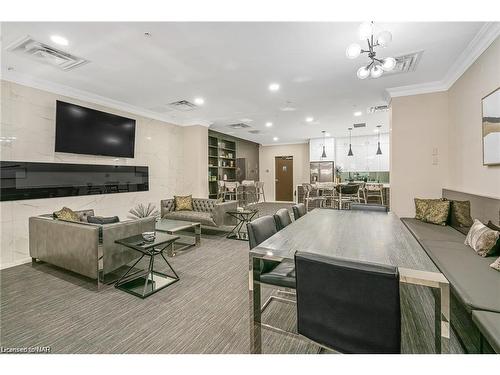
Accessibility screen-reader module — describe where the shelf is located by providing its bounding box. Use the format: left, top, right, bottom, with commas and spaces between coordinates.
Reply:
219, 147, 236, 152
220, 166, 236, 169
219, 156, 235, 160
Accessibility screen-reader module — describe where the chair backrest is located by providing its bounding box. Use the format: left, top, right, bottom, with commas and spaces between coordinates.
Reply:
336, 184, 359, 195
273, 208, 292, 231
242, 180, 255, 186
255, 181, 264, 190
292, 203, 306, 220
366, 183, 383, 191
246, 215, 278, 250
294, 252, 401, 354
225, 181, 239, 192
350, 203, 388, 212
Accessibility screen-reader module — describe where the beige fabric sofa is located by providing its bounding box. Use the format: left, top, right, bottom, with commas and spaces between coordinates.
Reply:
29, 209, 155, 290
160, 198, 237, 227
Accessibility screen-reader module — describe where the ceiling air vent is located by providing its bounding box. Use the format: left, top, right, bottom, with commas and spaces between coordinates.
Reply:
384, 51, 423, 76
227, 123, 251, 129
168, 100, 198, 112
7, 36, 89, 71
367, 105, 390, 114
353, 123, 366, 128
248, 130, 260, 134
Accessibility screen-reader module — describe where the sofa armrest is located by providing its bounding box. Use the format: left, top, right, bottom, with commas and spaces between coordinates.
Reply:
29, 217, 100, 279
161, 199, 175, 217
212, 201, 238, 226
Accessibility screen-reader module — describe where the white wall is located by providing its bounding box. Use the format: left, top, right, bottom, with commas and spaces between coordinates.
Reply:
259, 143, 309, 202
0, 80, 205, 269
448, 37, 500, 197
390, 92, 450, 217
336, 133, 390, 172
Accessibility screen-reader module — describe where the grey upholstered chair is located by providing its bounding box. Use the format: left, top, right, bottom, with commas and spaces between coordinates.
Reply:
294, 252, 401, 353
292, 203, 307, 220
350, 203, 388, 212
273, 208, 292, 231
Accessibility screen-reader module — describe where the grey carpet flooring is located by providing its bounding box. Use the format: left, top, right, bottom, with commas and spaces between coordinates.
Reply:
0, 203, 466, 354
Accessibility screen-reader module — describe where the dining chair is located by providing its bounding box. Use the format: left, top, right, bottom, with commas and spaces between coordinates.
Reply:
365, 183, 384, 205
217, 180, 226, 200
273, 208, 292, 231
316, 182, 335, 208
302, 183, 326, 212
247, 216, 296, 333
350, 203, 388, 212
294, 252, 401, 353
223, 181, 240, 201
241, 180, 257, 205
335, 183, 362, 210
292, 203, 307, 220
255, 181, 266, 202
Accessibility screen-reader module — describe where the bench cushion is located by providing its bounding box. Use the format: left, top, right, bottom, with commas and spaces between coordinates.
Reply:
472, 311, 500, 353
163, 211, 216, 227
401, 218, 500, 314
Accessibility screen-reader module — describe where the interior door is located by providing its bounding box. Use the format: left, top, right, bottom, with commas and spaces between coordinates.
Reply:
275, 156, 293, 201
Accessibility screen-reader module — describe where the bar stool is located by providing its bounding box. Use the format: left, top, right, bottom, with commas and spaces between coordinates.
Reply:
224, 181, 240, 201
255, 181, 266, 202
302, 183, 326, 212
365, 183, 384, 205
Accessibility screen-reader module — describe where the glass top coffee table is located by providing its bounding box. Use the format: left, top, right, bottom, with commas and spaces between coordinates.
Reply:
155, 219, 201, 256
115, 232, 180, 299
226, 209, 258, 241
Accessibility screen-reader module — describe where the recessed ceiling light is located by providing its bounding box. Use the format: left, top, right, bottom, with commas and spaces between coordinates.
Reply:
265, 122, 273, 127
268, 83, 280, 92
325, 132, 331, 137
305, 117, 314, 123
273, 137, 279, 141
194, 97, 205, 105
354, 111, 362, 117
50, 35, 68, 46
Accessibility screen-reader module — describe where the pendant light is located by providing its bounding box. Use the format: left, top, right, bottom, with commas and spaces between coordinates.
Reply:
347, 127, 354, 156
321, 130, 327, 159
376, 125, 382, 155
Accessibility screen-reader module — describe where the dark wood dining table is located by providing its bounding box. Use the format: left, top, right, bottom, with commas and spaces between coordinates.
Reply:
248, 208, 450, 354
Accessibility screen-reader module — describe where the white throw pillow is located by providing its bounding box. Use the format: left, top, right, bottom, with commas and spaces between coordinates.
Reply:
464, 219, 500, 257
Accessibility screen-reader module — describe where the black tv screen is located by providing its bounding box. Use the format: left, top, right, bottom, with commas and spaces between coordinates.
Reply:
55, 101, 136, 158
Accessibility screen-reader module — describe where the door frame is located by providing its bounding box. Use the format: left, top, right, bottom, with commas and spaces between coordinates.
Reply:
274, 156, 294, 202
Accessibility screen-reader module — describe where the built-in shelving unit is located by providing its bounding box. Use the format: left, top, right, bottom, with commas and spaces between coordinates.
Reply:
208, 132, 237, 199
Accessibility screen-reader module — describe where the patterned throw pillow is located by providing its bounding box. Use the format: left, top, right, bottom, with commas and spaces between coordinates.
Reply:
414, 198, 444, 221
424, 200, 450, 226
174, 195, 193, 211
449, 200, 473, 227
486, 221, 500, 255
490, 257, 500, 272
465, 219, 500, 257
53, 207, 80, 222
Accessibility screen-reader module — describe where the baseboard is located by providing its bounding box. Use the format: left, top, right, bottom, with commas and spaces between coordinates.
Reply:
0, 257, 32, 270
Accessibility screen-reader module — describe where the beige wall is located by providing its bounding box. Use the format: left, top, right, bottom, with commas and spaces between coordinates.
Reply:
0, 80, 206, 268
391, 92, 450, 217
182, 125, 209, 198
390, 37, 500, 217
448, 37, 500, 197
259, 143, 309, 202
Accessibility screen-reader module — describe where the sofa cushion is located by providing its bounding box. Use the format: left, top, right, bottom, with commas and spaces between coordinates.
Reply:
414, 198, 444, 221
174, 195, 193, 211
449, 200, 473, 231
465, 219, 499, 257
423, 200, 450, 226
472, 311, 500, 353
53, 207, 80, 222
164, 211, 216, 227
401, 218, 466, 243
419, 239, 500, 313
87, 216, 120, 225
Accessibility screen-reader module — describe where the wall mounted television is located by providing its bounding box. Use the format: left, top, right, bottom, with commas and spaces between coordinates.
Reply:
55, 101, 136, 158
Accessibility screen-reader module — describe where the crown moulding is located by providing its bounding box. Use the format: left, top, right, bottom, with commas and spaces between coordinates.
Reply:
386, 22, 500, 98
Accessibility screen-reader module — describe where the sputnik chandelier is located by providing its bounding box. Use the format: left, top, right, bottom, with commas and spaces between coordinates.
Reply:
346, 22, 396, 79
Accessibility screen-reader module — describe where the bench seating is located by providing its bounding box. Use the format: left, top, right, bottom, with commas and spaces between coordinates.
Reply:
401, 218, 500, 353
472, 311, 500, 353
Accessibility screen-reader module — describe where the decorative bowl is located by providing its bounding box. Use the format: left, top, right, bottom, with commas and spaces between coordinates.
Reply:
142, 231, 156, 242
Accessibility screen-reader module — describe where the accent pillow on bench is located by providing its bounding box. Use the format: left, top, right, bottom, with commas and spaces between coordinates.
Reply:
414, 198, 450, 226
465, 219, 500, 257
87, 216, 120, 225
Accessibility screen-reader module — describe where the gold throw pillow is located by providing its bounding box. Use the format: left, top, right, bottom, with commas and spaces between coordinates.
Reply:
174, 195, 193, 211
53, 207, 80, 222
414, 198, 445, 221
450, 200, 473, 227
422, 200, 450, 226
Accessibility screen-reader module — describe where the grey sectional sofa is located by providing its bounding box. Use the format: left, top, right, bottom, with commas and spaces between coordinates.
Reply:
29, 209, 155, 290
401, 217, 500, 353
161, 198, 237, 228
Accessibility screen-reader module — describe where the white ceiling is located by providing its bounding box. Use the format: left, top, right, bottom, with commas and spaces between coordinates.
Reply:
0, 22, 488, 144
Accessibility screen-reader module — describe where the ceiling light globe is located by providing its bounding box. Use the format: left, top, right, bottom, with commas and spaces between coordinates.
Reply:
268, 83, 280, 92
356, 66, 370, 80
358, 22, 373, 41
381, 57, 396, 71
370, 65, 383, 78
265, 122, 273, 127
194, 97, 205, 105
345, 43, 361, 59
377, 31, 392, 47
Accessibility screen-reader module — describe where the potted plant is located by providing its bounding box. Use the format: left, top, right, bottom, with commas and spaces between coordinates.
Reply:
335, 166, 343, 184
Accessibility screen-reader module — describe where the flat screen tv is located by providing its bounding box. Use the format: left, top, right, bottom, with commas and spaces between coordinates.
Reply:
55, 101, 136, 158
